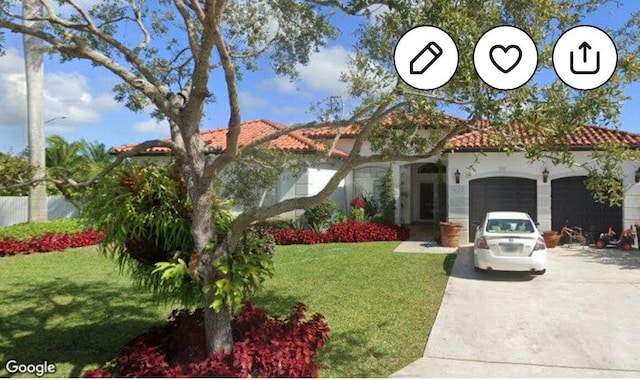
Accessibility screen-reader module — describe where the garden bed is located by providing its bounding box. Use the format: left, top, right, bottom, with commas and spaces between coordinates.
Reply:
83, 303, 328, 377
268, 221, 409, 245
0, 219, 104, 257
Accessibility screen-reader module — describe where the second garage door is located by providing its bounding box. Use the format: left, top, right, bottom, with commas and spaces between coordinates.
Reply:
469, 177, 537, 241
551, 176, 622, 236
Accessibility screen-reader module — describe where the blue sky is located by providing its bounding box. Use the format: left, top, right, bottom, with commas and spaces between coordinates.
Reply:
0, 1, 638, 154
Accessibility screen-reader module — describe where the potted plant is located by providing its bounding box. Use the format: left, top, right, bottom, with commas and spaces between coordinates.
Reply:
440, 219, 463, 248
543, 231, 561, 248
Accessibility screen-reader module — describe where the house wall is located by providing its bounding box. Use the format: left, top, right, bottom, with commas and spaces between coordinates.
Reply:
621, 163, 640, 230
306, 166, 347, 212
447, 151, 640, 244
335, 139, 374, 156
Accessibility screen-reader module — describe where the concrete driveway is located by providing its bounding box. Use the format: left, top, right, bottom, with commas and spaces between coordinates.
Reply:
392, 246, 640, 377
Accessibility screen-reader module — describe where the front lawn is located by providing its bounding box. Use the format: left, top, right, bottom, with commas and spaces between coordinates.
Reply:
253, 242, 454, 377
0, 242, 454, 377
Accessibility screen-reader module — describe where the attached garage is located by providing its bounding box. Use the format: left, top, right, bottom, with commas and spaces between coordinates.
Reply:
551, 176, 622, 236
468, 177, 537, 240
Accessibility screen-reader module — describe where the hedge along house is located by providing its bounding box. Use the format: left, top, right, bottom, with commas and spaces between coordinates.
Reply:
114, 117, 640, 244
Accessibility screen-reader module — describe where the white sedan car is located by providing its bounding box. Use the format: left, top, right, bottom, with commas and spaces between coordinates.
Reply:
474, 211, 547, 274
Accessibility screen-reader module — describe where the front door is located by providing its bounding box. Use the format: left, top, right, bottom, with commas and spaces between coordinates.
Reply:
419, 183, 435, 220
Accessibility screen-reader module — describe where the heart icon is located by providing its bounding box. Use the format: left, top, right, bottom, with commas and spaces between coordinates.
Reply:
489, 45, 522, 73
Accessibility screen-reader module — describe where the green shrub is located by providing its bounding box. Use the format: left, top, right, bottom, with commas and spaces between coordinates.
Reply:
361, 194, 379, 219
349, 208, 366, 223
304, 199, 336, 227
0, 219, 85, 241
255, 219, 293, 230
378, 167, 396, 224
331, 211, 348, 224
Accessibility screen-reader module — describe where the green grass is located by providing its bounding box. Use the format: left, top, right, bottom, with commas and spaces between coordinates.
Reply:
0, 219, 86, 241
252, 242, 455, 377
0, 242, 454, 378
0, 247, 171, 378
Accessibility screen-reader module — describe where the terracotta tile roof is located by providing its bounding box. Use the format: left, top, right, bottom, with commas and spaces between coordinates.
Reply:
450, 123, 640, 151
301, 114, 468, 139
113, 119, 348, 157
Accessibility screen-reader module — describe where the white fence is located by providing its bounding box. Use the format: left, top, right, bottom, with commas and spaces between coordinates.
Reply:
0, 196, 79, 227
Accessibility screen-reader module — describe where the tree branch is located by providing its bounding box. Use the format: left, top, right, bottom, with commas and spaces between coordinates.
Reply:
129, 0, 152, 53
228, 98, 395, 241
0, 140, 175, 192
188, 0, 206, 22
236, 101, 409, 159
400, 88, 474, 105
174, 0, 202, 58
213, 1, 241, 159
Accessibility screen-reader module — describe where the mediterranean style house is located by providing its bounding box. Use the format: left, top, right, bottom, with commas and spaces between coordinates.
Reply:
114, 117, 640, 244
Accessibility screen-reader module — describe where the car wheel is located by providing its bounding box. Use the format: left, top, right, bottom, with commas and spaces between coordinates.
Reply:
535, 269, 546, 275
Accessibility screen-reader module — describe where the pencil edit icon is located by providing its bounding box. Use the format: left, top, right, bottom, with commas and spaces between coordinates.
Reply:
410, 41, 443, 74
393, 25, 458, 90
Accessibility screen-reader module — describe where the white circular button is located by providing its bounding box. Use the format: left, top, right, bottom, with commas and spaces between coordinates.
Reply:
553, 25, 617, 90
393, 25, 458, 90
473, 26, 538, 90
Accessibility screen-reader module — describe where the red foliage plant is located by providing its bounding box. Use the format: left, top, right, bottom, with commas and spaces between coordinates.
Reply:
0, 230, 105, 257
83, 302, 329, 378
269, 221, 410, 245
349, 197, 366, 209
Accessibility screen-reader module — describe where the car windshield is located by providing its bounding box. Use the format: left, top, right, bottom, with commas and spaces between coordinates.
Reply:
485, 219, 534, 234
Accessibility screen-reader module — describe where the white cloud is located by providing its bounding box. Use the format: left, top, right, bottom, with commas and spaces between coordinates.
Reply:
239, 91, 267, 111
264, 45, 352, 96
266, 77, 297, 94
0, 48, 124, 130
133, 118, 168, 134
94, 93, 122, 111
297, 46, 351, 94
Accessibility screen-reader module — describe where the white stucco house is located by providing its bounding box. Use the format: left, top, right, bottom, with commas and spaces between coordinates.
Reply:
114, 117, 640, 244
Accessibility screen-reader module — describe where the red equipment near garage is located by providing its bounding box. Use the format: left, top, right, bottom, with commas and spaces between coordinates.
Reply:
595, 226, 636, 251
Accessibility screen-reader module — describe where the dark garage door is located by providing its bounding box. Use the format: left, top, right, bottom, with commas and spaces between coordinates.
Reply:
551, 176, 622, 236
469, 177, 537, 240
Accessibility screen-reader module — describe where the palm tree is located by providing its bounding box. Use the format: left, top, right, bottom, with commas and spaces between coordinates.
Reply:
23, 0, 46, 222
81, 141, 113, 178
45, 135, 86, 179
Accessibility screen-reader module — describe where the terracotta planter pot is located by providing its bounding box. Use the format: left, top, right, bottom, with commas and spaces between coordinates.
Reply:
440, 222, 463, 248
543, 231, 561, 248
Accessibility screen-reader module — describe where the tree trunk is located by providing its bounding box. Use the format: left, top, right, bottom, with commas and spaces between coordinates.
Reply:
203, 290, 233, 353
190, 171, 234, 354
23, 0, 47, 222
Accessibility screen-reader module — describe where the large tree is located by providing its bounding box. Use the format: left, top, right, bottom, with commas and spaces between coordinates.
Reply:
1, 0, 638, 354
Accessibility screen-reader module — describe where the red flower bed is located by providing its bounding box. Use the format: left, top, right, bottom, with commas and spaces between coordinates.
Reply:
268, 221, 410, 245
83, 303, 329, 378
0, 230, 105, 257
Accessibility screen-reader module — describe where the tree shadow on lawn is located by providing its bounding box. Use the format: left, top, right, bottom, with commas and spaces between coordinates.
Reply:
0, 279, 166, 377
316, 327, 387, 377
251, 290, 387, 377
